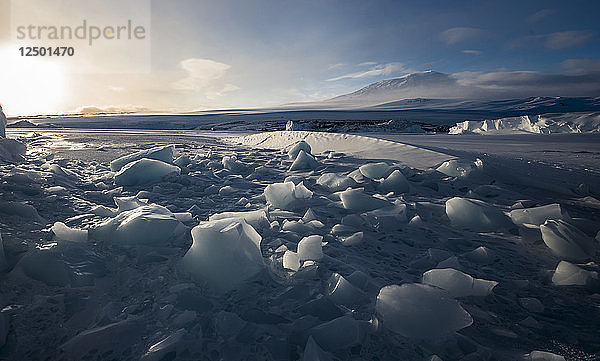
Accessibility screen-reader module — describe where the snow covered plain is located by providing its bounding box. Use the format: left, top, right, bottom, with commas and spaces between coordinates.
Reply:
0, 127, 599, 360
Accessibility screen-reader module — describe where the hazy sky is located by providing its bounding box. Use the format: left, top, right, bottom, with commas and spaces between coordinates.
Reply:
1, 0, 599, 115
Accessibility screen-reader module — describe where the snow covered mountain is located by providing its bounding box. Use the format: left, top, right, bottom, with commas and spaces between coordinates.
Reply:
329, 71, 471, 105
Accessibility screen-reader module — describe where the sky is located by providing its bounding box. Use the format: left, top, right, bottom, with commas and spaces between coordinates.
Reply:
1, 0, 600, 116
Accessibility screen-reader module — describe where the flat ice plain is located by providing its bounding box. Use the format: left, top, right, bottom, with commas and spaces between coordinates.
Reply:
1, 126, 599, 360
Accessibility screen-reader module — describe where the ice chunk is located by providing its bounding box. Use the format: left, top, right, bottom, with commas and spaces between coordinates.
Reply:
288, 140, 312, 159
283, 250, 301, 271
525, 351, 566, 361
214, 311, 245, 338
181, 220, 264, 293
91, 204, 182, 245
114, 195, 147, 213
540, 220, 597, 261
408, 215, 423, 227
376, 283, 473, 338
422, 268, 498, 297
51, 222, 88, 242
302, 208, 318, 222
309, 315, 363, 350
552, 261, 598, 286
289, 150, 319, 171
298, 235, 323, 261
362, 201, 407, 231
61, 318, 144, 360
0, 137, 26, 163
378, 170, 409, 194
110, 144, 174, 171
340, 231, 364, 246
114, 158, 181, 186
282, 220, 314, 234
16, 249, 70, 286
302, 336, 333, 361
264, 181, 312, 211
0, 201, 42, 219
326, 273, 369, 306
463, 246, 492, 264
0, 105, 5, 138
209, 209, 270, 231
317, 173, 357, 192
445, 197, 512, 232
141, 328, 186, 361
359, 162, 393, 180
222, 155, 251, 174
339, 188, 392, 212
436, 158, 482, 177
519, 298, 544, 313
509, 204, 568, 226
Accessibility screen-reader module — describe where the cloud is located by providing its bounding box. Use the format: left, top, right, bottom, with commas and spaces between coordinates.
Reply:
561, 58, 600, 75
439, 27, 486, 45
327, 62, 406, 81
543, 31, 594, 50
172, 58, 233, 91
529, 9, 554, 22
453, 70, 600, 97
462, 49, 482, 55
511, 31, 595, 50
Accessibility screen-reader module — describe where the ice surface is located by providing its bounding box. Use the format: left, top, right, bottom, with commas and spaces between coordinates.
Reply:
519, 298, 544, 313
110, 145, 174, 171
0, 233, 8, 271
288, 140, 312, 159
376, 284, 473, 338
289, 150, 319, 171
308, 315, 363, 350
422, 268, 498, 297
552, 261, 598, 286
316, 173, 357, 192
51, 222, 88, 242
91, 204, 182, 245
359, 162, 393, 180
445, 197, 512, 232
114, 158, 181, 186
540, 220, 597, 261
297, 235, 323, 261
181, 220, 264, 293
509, 204, 568, 226
264, 181, 313, 211
339, 188, 392, 212
378, 169, 410, 194
214, 311, 245, 338
525, 350, 567, 361
436, 158, 482, 177
326, 272, 369, 306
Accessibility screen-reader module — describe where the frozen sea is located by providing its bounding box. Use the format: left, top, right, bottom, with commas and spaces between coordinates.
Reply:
0, 127, 599, 361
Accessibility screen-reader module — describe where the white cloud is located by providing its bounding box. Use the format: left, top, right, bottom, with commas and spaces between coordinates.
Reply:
510, 31, 595, 50
462, 49, 482, 55
561, 58, 600, 75
543, 31, 594, 50
327, 62, 406, 81
439, 27, 486, 45
172, 58, 233, 91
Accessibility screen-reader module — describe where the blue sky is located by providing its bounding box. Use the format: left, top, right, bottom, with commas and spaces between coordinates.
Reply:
1, 0, 599, 115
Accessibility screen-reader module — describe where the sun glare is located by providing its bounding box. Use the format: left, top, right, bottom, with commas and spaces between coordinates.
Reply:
0, 45, 67, 116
